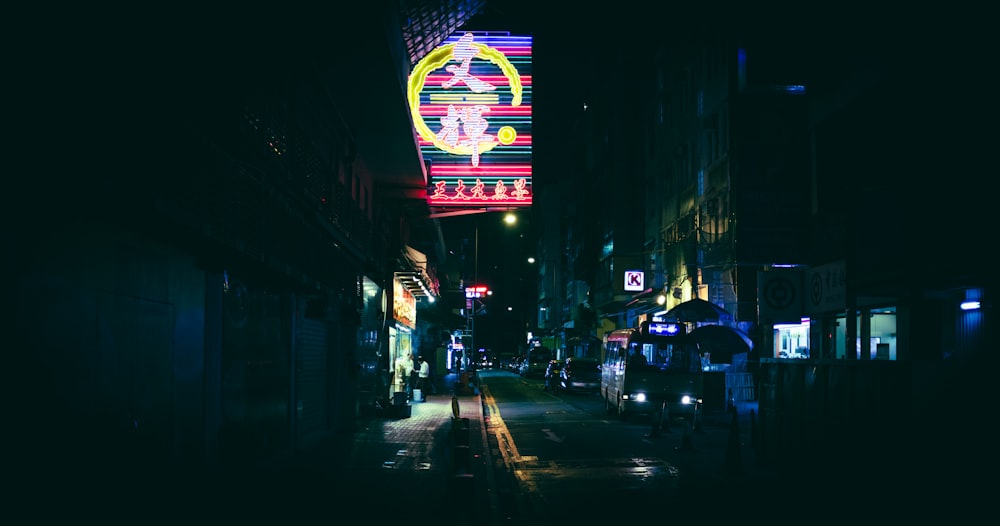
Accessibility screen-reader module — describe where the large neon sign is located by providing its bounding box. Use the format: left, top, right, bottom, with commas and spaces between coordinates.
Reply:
408, 31, 532, 207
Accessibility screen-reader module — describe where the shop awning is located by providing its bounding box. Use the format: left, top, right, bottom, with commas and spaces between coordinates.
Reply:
396, 245, 439, 299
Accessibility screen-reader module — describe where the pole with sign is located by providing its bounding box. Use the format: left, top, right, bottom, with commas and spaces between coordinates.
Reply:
465, 285, 490, 375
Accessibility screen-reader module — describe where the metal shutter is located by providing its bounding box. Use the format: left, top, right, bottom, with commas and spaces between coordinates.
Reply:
296, 318, 329, 443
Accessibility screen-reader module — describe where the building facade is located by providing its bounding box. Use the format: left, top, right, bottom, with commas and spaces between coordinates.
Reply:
13, 1, 486, 476
539, 14, 993, 473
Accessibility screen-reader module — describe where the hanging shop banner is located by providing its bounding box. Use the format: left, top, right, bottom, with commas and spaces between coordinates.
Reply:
393, 278, 416, 329
408, 31, 532, 207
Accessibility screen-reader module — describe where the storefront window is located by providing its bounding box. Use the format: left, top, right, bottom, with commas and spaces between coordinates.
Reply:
773, 318, 810, 359
831, 307, 897, 360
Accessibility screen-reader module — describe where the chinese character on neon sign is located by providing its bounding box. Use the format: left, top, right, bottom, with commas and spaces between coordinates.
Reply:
428, 177, 528, 201
409, 32, 522, 167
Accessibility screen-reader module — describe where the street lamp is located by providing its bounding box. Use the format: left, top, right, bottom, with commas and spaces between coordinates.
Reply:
465, 212, 518, 368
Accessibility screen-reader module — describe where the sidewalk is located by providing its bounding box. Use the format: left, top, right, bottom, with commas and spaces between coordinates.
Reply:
227, 372, 495, 524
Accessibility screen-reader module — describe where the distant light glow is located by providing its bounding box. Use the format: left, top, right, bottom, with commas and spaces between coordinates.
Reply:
774, 318, 811, 330
961, 301, 981, 311
771, 84, 806, 95
737, 48, 747, 89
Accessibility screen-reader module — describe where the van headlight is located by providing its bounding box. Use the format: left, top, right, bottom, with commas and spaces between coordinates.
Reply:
681, 395, 693, 405
632, 393, 647, 403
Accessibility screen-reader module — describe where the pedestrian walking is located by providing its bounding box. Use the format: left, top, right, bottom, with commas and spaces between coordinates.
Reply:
417, 356, 432, 396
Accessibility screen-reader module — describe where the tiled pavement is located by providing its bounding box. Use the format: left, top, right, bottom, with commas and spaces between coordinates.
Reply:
227, 381, 494, 525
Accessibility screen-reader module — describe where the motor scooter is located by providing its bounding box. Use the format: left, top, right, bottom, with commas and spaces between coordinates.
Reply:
543, 361, 561, 393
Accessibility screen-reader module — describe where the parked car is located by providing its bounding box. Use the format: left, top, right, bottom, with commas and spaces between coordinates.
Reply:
559, 357, 601, 394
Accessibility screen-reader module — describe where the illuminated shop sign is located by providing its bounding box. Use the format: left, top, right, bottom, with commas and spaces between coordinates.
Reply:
624, 270, 645, 292
408, 31, 532, 207
645, 322, 683, 336
393, 278, 416, 329
465, 285, 490, 298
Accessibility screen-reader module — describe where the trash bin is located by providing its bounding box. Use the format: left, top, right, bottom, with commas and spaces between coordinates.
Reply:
413, 389, 423, 402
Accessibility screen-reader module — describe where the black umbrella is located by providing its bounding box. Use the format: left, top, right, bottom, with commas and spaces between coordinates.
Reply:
663, 298, 733, 323
690, 325, 754, 363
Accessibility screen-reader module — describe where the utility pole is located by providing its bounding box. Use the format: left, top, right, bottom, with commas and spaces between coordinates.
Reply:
473, 217, 478, 361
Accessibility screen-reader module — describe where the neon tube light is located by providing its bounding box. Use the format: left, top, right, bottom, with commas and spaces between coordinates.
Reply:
409, 31, 532, 207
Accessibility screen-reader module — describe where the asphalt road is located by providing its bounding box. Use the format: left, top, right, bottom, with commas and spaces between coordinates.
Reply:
477, 369, 767, 524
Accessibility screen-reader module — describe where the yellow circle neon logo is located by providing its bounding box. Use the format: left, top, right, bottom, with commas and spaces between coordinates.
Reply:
495, 125, 516, 145
408, 36, 523, 156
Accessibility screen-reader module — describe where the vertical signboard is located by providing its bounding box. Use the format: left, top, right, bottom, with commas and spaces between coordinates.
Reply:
758, 269, 803, 324
408, 31, 532, 207
393, 278, 416, 329
804, 260, 846, 315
